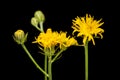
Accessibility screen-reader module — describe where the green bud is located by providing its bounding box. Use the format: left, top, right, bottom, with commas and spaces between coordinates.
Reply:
13, 30, 28, 44
34, 10, 45, 22
31, 17, 38, 27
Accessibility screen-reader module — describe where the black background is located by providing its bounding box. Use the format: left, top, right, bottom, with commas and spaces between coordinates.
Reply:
1, 0, 119, 80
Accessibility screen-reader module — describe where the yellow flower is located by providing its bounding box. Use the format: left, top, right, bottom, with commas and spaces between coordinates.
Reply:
33, 28, 59, 49
66, 37, 78, 47
72, 14, 104, 45
58, 31, 78, 48
33, 28, 78, 50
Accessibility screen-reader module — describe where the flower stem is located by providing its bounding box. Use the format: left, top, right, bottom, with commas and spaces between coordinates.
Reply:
35, 25, 42, 32
51, 48, 66, 63
21, 43, 49, 77
44, 55, 48, 80
84, 41, 88, 80
40, 22, 44, 33
48, 56, 52, 80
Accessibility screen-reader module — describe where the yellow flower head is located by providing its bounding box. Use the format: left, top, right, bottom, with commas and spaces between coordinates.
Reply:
33, 28, 59, 49
58, 31, 78, 48
66, 37, 78, 47
33, 28, 78, 49
72, 14, 104, 45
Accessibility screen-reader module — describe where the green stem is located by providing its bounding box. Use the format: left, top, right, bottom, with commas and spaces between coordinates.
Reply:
21, 44, 49, 77
35, 25, 42, 32
44, 55, 48, 80
48, 56, 52, 80
51, 49, 65, 63
84, 41, 88, 80
40, 22, 44, 32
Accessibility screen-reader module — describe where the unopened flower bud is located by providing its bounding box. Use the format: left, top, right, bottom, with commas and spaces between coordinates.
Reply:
13, 29, 28, 44
34, 10, 45, 22
31, 17, 38, 27
14, 30, 25, 40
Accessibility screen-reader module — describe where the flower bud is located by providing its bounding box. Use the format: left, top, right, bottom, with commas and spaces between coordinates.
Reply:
34, 10, 45, 22
13, 29, 28, 44
14, 30, 25, 40
31, 17, 38, 27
